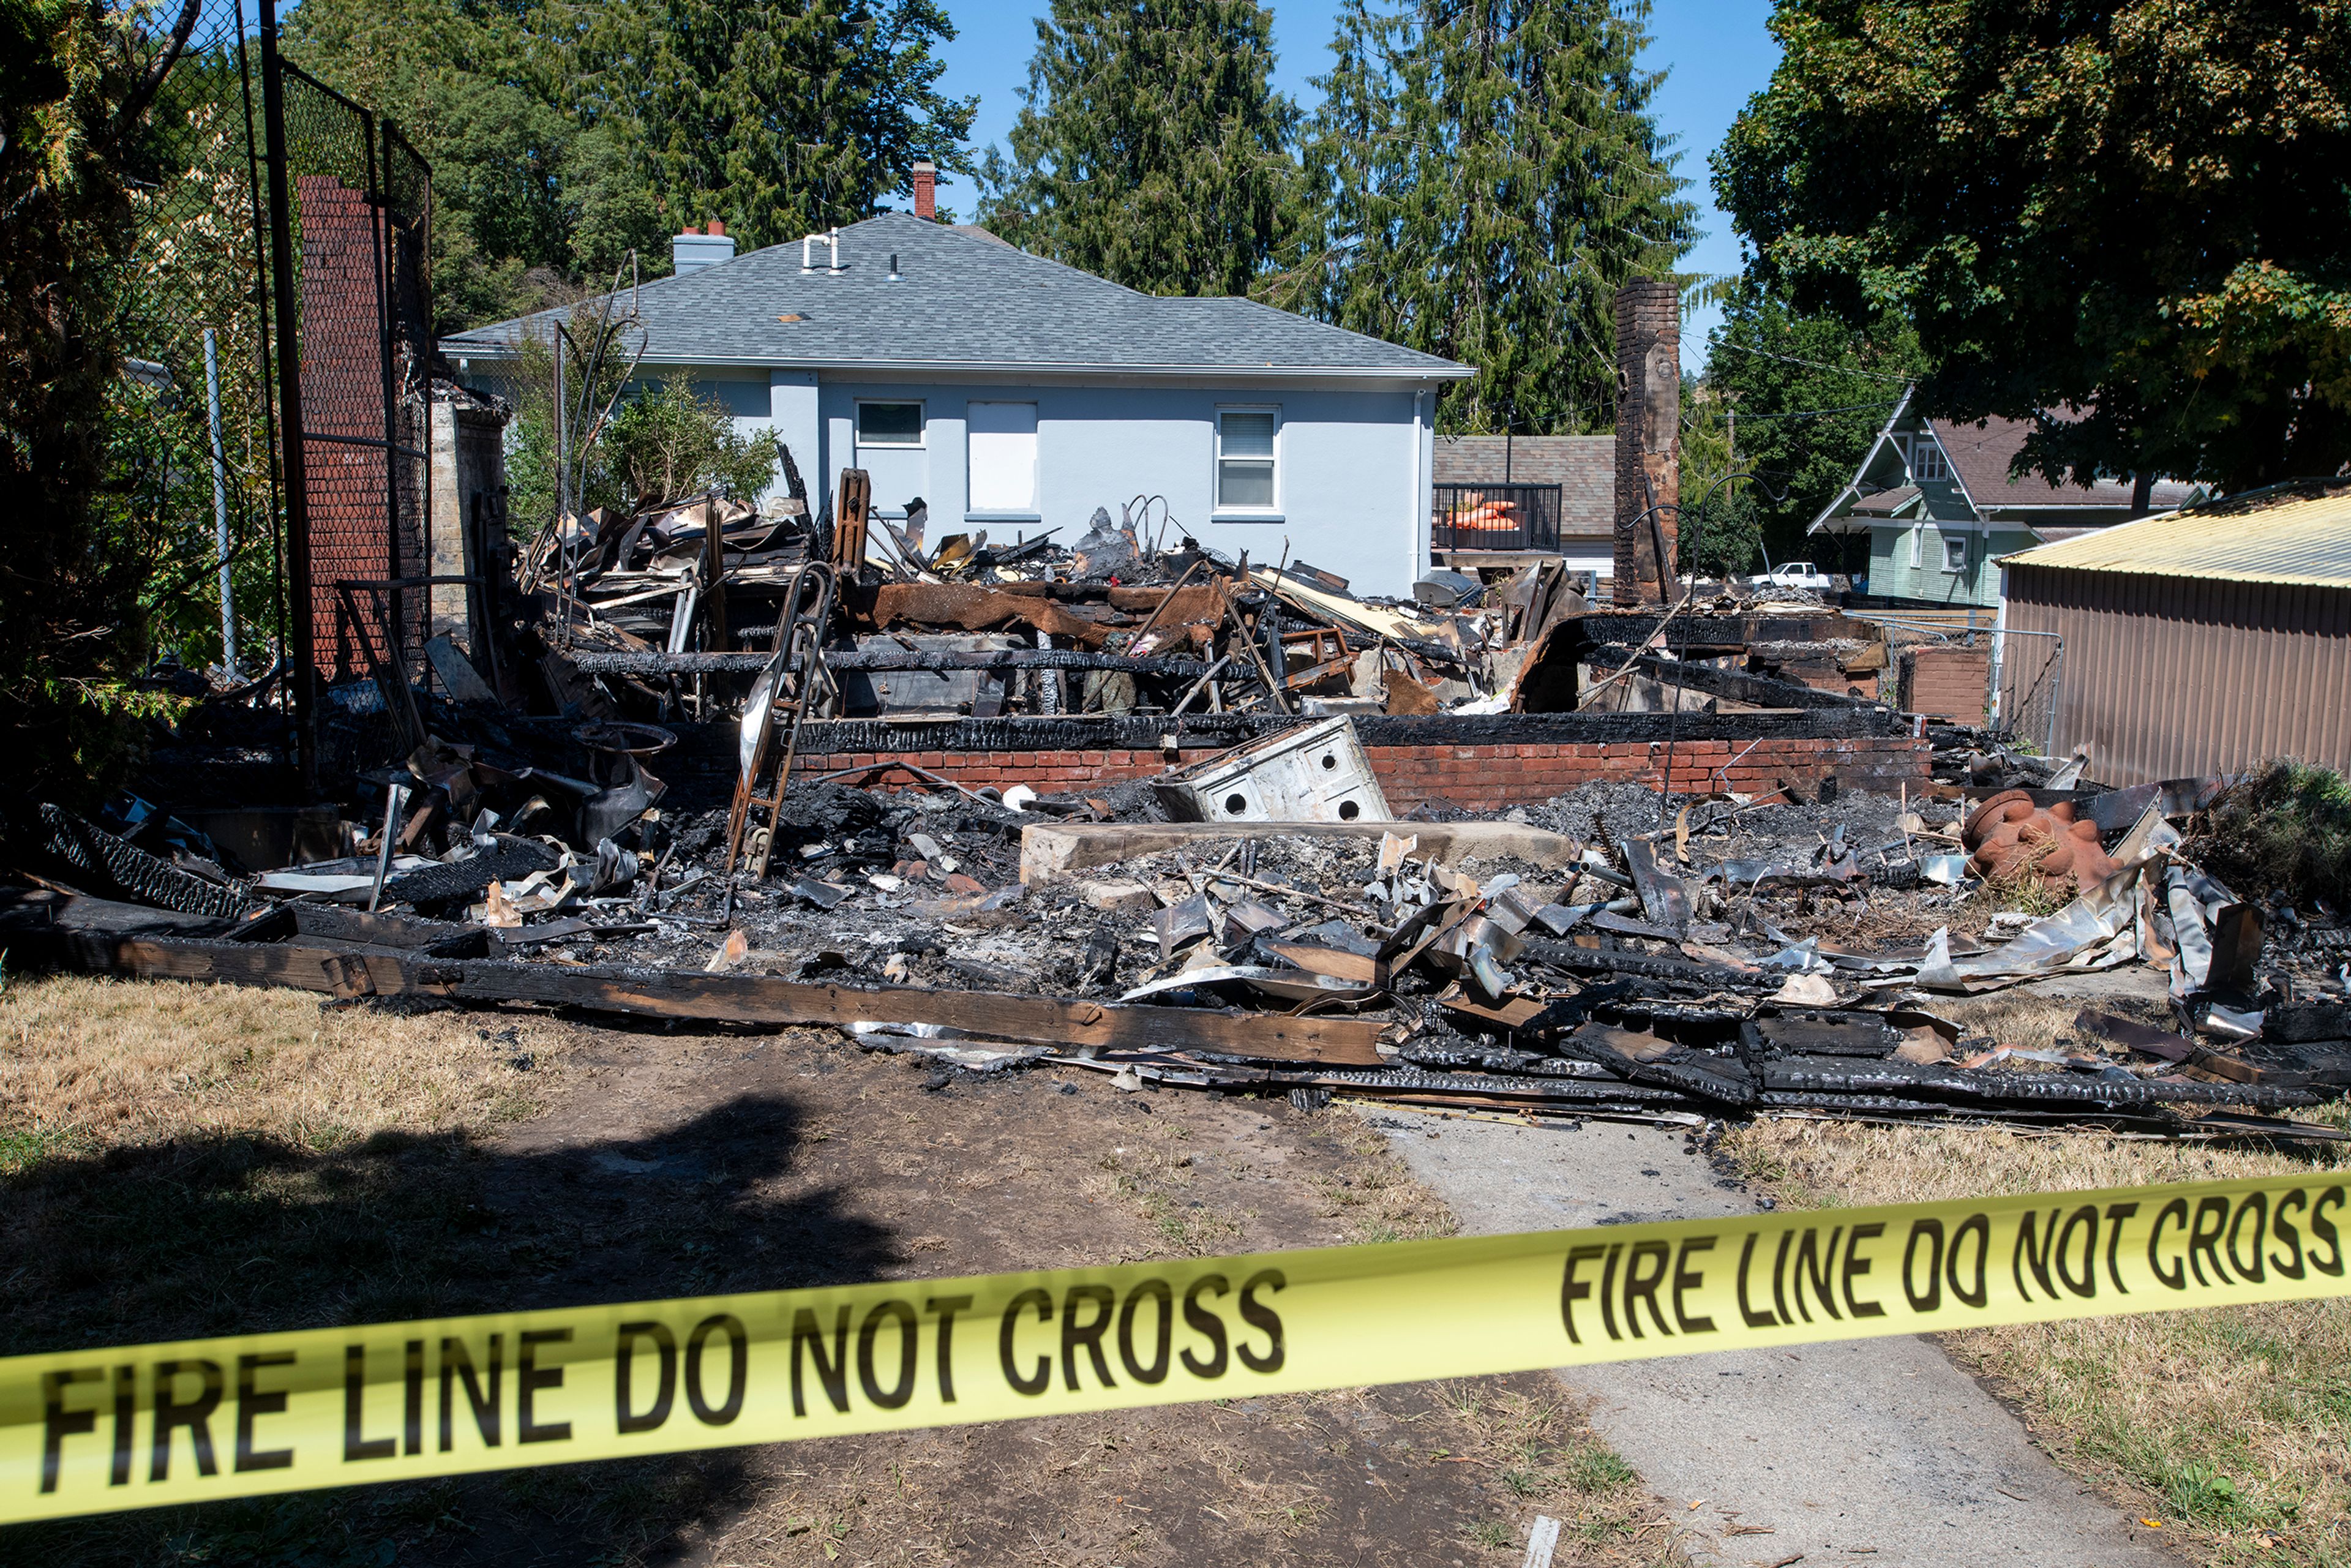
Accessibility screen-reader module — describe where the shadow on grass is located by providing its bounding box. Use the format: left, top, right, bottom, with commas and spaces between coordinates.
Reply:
0, 1090, 893, 1567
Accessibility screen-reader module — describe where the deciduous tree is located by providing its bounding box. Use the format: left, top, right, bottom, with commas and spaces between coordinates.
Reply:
1691, 285, 1919, 569
1717, 0, 2351, 492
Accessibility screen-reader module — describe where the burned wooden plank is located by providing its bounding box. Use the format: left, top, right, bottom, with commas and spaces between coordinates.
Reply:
1515, 934, 1771, 989
7, 929, 1385, 1065
448, 962, 1386, 1063
1600, 651, 1863, 711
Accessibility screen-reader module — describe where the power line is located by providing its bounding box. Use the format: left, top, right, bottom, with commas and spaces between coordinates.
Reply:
1720, 399, 1908, 424
1708, 338, 1919, 384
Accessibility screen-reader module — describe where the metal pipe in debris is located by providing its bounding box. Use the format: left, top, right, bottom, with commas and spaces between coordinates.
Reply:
203, 328, 237, 676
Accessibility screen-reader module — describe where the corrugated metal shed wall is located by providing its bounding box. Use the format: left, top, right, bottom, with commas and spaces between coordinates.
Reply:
2004, 565, 2351, 785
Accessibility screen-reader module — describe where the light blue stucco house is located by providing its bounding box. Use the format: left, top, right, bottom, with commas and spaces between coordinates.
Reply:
1807, 388, 2194, 608
443, 211, 1470, 599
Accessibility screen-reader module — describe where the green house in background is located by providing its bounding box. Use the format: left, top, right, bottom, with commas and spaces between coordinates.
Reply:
1809, 389, 2194, 608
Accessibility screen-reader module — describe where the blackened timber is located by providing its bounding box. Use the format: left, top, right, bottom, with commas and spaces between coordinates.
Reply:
1515, 934, 1774, 989
571, 648, 1211, 677
1589, 650, 1867, 711
782, 703, 1914, 759
1577, 613, 1870, 651
1760, 1057, 2318, 1110
6, 930, 1386, 1065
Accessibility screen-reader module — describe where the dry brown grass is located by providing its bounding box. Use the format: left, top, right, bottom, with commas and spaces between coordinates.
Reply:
1725, 1048, 2351, 1567
0, 972, 570, 1165
1310, 1114, 1460, 1245
705, 1375, 1681, 1567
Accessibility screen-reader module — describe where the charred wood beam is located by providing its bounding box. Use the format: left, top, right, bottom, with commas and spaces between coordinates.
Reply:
1759, 1057, 2317, 1110
1577, 613, 1869, 651
571, 648, 1211, 677
1515, 934, 1774, 989
1583, 649, 1869, 711
780, 704, 1913, 759
5, 931, 1385, 1066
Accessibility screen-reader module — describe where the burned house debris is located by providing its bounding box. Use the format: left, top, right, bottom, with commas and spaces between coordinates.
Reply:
11, 253, 2344, 1154
8, 445, 2347, 1152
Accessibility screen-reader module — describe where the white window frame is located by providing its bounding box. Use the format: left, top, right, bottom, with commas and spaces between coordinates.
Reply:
1941, 532, 1969, 574
1213, 405, 1281, 517
1909, 523, 1923, 569
855, 399, 926, 449
1913, 438, 1951, 482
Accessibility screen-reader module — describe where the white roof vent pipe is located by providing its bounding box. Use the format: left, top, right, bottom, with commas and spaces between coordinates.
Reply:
800, 228, 844, 275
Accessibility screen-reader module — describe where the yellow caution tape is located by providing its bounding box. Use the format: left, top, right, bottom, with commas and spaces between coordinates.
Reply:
6, 1174, 2344, 1522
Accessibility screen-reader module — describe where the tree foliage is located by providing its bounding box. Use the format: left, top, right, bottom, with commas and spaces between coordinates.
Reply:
978, 0, 1299, 297
1717, 0, 2351, 492
504, 310, 776, 530
287, 0, 975, 331
606, 380, 780, 511
0, 0, 211, 793
580, 0, 975, 253
1693, 285, 1919, 570
1283, 0, 1695, 434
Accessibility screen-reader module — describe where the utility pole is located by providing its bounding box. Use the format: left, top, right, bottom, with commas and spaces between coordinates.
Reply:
257, 0, 315, 792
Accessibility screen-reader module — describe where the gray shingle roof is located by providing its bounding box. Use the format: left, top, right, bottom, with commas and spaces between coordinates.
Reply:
441, 212, 1468, 380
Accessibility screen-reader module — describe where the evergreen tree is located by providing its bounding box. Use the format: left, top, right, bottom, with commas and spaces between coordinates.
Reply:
580, 0, 975, 252
981, 0, 1299, 297
1288, 0, 1695, 434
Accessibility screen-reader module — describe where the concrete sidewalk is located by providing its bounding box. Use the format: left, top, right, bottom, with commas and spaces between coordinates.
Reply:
1374, 1112, 2181, 1567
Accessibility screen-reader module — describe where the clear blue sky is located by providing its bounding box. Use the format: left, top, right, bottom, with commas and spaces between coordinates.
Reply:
926, 0, 1782, 369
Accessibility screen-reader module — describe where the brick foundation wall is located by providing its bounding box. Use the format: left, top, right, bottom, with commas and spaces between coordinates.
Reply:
792, 733, 1930, 811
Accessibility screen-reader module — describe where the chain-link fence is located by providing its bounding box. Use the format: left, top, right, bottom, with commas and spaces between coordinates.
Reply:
105, 0, 437, 773
1991, 625, 2066, 756
110, 0, 281, 680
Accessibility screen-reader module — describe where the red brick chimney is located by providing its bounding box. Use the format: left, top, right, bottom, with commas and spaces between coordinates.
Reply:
912, 161, 937, 221
707, 217, 725, 237
1613, 279, 1681, 607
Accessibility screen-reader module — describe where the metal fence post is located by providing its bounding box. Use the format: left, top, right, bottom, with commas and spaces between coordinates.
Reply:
2044, 637, 2064, 757
257, 0, 316, 793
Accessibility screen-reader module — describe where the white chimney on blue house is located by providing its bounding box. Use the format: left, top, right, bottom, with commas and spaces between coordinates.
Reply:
672, 218, 736, 276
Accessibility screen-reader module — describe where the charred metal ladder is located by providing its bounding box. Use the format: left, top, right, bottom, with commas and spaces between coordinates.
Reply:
725, 561, 840, 879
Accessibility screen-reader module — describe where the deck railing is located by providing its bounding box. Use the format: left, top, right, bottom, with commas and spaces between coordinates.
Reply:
1430, 482, 1564, 552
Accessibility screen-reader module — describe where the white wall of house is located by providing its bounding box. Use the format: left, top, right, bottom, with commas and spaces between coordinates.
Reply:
635, 364, 1437, 599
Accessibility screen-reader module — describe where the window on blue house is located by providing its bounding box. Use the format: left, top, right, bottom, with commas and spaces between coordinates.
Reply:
1216, 408, 1279, 511
857, 400, 924, 446
1914, 439, 1950, 482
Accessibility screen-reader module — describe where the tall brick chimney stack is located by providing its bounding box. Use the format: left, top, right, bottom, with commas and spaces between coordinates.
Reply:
912, 160, 937, 221
1613, 279, 1681, 606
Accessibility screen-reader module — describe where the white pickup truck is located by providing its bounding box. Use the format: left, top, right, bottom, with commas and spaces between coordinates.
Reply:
1756, 561, 1835, 592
